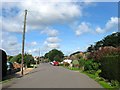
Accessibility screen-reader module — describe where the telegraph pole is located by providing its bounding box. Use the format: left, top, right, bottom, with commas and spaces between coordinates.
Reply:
21, 10, 27, 76
39, 48, 40, 64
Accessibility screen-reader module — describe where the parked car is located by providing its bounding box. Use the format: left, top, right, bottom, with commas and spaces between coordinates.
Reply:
53, 61, 59, 66
50, 62, 54, 65
7, 62, 14, 74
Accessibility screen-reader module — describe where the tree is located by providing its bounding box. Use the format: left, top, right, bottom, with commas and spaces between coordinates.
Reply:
44, 52, 49, 59
24, 53, 34, 67
102, 32, 120, 47
10, 53, 34, 67
87, 32, 120, 52
87, 45, 94, 52
94, 41, 103, 50
44, 49, 64, 62
7, 55, 13, 62
10, 54, 22, 64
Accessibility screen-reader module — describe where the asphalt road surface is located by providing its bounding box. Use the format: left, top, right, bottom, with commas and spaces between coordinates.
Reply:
6, 63, 102, 88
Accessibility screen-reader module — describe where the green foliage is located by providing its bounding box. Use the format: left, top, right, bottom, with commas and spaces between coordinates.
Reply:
99, 55, 120, 82
64, 62, 70, 67
110, 80, 120, 88
87, 32, 120, 52
103, 32, 120, 47
24, 53, 34, 67
79, 58, 85, 67
44, 52, 49, 59
78, 59, 100, 74
87, 45, 94, 52
72, 60, 79, 68
44, 49, 64, 62
10, 53, 34, 67
7, 56, 13, 61
10, 54, 22, 63
72, 60, 79, 65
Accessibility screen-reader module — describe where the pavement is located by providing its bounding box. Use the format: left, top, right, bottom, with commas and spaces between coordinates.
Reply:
3, 63, 102, 88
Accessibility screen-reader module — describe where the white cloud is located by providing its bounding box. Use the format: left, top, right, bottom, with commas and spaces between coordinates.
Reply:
2, 1, 82, 33
46, 37, 60, 43
2, 19, 23, 33
27, 48, 40, 55
1, 31, 21, 55
25, 41, 38, 49
95, 17, 118, 34
30, 41, 37, 46
47, 43, 60, 49
75, 22, 91, 36
105, 17, 118, 31
95, 27, 104, 33
41, 28, 59, 37
44, 39, 60, 49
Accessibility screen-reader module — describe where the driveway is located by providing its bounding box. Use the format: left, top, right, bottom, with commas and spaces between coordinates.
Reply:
4, 63, 102, 88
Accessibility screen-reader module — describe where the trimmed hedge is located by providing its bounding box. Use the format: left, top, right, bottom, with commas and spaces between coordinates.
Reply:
100, 55, 120, 82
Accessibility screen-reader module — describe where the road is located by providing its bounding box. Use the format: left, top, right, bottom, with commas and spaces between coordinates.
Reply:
5, 63, 102, 88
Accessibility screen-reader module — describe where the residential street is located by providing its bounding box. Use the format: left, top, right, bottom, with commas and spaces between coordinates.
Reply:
4, 63, 102, 88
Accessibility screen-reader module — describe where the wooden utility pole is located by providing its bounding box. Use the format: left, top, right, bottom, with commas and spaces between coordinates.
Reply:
39, 48, 40, 64
21, 10, 27, 76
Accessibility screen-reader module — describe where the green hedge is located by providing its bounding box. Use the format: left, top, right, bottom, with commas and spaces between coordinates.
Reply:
100, 55, 120, 82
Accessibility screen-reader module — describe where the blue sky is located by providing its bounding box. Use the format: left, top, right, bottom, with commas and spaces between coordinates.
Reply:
1, 1, 118, 56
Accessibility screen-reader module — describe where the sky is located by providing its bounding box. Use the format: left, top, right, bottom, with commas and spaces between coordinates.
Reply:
0, 0, 119, 56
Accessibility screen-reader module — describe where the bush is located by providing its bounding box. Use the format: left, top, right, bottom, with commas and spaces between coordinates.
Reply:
88, 47, 120, 61
63, 62, 69, 67
99, 55, 120, 82
72, 60, 79, 68
84, 60, 94, 71
110, 80, 120, 88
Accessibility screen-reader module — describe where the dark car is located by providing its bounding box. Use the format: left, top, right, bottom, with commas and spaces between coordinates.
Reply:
7, 62, 14, 74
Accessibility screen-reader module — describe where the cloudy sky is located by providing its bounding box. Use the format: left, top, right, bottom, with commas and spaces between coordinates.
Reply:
1, 0, 119, 56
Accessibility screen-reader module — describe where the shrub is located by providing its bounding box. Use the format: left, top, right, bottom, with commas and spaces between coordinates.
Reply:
72, 60, 79, 68
83, 59, 100, 74
84, 60, 94, 71
99, 55, 120, 82
63, 62, 69, 67
88, 47, 120, 61
110, 80, 120, 88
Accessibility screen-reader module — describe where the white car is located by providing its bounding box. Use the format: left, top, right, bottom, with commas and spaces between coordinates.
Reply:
50, 62, 54, 65
63, 59, 72, 64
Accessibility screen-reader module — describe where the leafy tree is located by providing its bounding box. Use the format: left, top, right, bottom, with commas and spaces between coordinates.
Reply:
44, 49, 64, 62
10, 53, 34, 67
24, 53, 34, 67
10, 54, 22, 63
102, 32, 120, 47
94, 41, 103, 50
44, 52, 49, 59
7, 55, 13, 61
87, 32, 120, 52
87, 45, 94, 52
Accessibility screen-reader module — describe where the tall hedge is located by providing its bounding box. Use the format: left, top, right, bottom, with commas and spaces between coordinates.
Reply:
100, 55, 120, 82
0, 49, 7, 81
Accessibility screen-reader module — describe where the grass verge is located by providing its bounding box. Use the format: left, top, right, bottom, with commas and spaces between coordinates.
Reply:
63, 66, 119, 89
